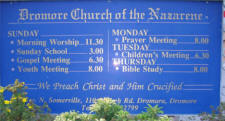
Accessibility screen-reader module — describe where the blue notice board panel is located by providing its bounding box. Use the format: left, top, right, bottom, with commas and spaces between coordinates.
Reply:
0, 1, 222, 114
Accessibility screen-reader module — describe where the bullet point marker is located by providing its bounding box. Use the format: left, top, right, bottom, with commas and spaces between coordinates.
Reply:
115, 67, 119, 71
113, 60, 120, 66
11, 50, 14, 54
115, 52, 119, 56
11, 58, 15, 62
11, 68, 15, 72
10, 41, 14, 44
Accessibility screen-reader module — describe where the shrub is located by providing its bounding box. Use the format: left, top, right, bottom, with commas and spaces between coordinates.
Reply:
89, 97, 123, 121
54, 111, 94, 121
113, 110, 129, 121
79, 113, 93, 121
200, 102, 225, 121
0, 79, 53, 121
54, 111, 79, 121
53, 98, 172, 121
135, 104, 171, 121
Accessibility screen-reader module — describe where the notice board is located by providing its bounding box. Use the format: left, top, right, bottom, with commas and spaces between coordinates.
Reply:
0, 1, 222, 114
